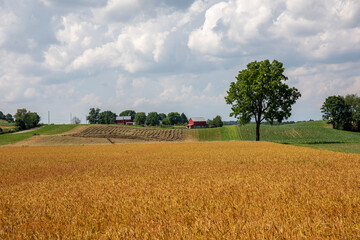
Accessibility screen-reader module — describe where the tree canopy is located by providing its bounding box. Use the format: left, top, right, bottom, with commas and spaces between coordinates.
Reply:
225, 59, 301, 141
158, 113, 167, 121
134, 112, 146, 125
14, 108, 40, 130
180, 113, 188, 124
120, 110, 136, 121
321, 94, 359, 131
212, 115, 223, 127
87, 108, 100, 124
98, 111, 117, 124
147, 112, 160, 126
167, 112, 182, 125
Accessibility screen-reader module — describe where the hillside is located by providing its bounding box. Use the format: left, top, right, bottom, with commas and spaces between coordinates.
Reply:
197, 121, 360, 144
0, 125, 78, 146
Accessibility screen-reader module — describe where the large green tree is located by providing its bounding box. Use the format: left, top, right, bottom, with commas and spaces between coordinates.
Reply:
167, 112, 182, 125
119, 110, 136, 121
98, 111, 117, 124
344, 94, 360, 131
87, 108, 100, 124
134, 112, 146, 125
158, 113, 167, 121
180, 113, 188, 124
5, 113, 14, 123
225, 60, 301, 141
0, 111, 5, 120
14, 108, 40, 130
212, 115, 223, 127
147, 112, 160, 126
321, 96, 352, 130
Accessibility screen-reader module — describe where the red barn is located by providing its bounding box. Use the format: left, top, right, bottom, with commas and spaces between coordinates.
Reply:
186, 117, 208, 129
115, 116, 132, 125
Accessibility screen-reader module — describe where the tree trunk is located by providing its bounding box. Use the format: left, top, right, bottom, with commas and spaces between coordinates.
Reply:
256, 121, 260, 141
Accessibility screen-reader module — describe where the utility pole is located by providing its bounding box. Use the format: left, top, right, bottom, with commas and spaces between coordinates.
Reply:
70, 112, 72, 124
48, 111, 50, 125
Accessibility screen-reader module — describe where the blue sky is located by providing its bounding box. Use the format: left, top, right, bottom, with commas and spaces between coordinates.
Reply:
1, 0, 360, 123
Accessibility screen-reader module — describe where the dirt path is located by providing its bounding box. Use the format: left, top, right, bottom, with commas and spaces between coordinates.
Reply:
11, 126, 42, 134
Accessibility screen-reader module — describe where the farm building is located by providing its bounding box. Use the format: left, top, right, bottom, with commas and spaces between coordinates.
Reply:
114, 116, 133, 125
186, 117, 208, 129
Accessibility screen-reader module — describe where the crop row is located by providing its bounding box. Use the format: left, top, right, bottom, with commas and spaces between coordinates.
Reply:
70, 125, 184, 141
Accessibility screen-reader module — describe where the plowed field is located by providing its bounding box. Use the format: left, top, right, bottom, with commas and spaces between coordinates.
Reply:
70, 125, 184, 141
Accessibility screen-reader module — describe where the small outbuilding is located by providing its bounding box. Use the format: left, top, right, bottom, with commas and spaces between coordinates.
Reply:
115, 116, 133, 125
186, 117, 208, 129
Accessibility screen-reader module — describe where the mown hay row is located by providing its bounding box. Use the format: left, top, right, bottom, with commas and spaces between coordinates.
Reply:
70, 126, 184, 141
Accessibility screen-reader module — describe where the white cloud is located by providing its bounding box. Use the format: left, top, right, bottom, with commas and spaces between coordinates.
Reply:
24, 88, 36, 98
0, 9, 18, 46
79, 93, 102, 107
1, 0, 360, 122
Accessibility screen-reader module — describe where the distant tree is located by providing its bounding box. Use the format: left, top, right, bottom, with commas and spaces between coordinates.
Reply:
168, 112, 182, 125
207, 119, 213, 127
87, 108, 100, 124
344, 94, 360, 131
14, 108, 40, 130
212, 115, 223, 127
71, 116, 81, 124
98, 111, 117, 124
134, 112, 146, 125
225, 59, 301, 141
321, 96, 352, 130
120, 110, 136, 121
0, 111, 5, 120
158, 113, 167, 121
147, 112, 159, 126
5, 113, 14, 123
180, 113, 188, 124
162, 117, 171, 125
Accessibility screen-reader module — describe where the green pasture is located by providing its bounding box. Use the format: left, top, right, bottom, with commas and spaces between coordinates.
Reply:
195, 121, 360, 154
0, 120, 14, 127
0, 125, 78, 146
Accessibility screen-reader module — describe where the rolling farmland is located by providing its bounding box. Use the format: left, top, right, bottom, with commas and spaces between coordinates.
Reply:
1, 142, 360, 238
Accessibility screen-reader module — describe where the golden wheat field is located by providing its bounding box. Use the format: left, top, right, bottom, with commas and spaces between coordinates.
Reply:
0, 142, 360, 239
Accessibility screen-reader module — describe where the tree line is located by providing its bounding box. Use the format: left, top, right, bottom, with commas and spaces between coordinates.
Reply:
0, 109, 41, 131
0, 111, 14, 123
321, 94, 360, 131
86, 108, 189, 126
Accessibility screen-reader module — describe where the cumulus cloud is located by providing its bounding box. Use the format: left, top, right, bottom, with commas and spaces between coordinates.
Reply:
1, 0, 360, 122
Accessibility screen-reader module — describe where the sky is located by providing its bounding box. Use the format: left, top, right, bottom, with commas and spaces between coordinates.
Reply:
0, 0, 360, 124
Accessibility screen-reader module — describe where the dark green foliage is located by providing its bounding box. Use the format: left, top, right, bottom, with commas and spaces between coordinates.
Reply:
5, 114, 14, 123
147, 112, 160, 126
87, 108, 100, 124
344, 94, 360, 131
180, 113, 188, 124
162, 117, 171, 125
225, 59, 301, 141
98, 111, 117, 124
158, 113, 166, 121
167, 112, 182, 125
14, 108, 40, 130
134, 112, 146, 125
321, 96, 352, 130
212, 115, 223, 127
0, 112, 13, 123
120, 110, 136, 121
